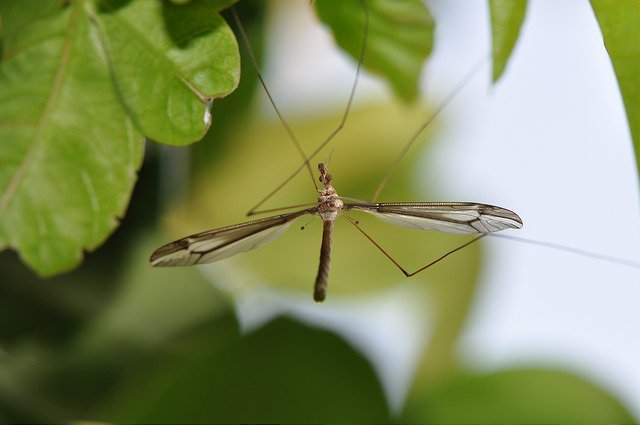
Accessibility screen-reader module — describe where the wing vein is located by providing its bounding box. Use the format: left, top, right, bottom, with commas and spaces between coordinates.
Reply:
344, 202, 522, 234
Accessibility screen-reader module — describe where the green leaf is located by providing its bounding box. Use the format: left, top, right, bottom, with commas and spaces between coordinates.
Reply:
190, 1, 267, 172
95, 0, 240, 146
0, 2, 144, 276
0, 0, 242, 276
403, 368, 635, 422
315, 0, 433, 101
93, 317, 391, 422
489, 0, 528, 82
0, 0, 64, 39
590, 0, 639, 177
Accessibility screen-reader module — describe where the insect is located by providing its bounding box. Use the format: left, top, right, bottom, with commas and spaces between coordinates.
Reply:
149, 0, 525, 303
150, 160, 522, 301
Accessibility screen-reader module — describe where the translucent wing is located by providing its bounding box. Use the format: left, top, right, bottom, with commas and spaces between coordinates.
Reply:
345, 202, 523, 234
150, 208, 316, 267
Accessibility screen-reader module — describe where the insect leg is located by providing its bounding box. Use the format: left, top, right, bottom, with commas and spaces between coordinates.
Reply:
345, 215, 486, 277
370, 56, 489, 202
237, 1, 370, 216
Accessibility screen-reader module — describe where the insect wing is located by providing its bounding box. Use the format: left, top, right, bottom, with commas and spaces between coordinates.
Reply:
150, 209, 315, 267
346, 202, 523, 234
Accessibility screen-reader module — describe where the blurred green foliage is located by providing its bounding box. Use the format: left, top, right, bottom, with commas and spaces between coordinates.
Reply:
0, 0, 637, 423
590, 0, 640, 176
316, 0, 434, 102
403, 369, 634, 423
489, 0, 527, 82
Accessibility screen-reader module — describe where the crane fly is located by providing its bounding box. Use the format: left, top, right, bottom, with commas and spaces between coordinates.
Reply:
150, 162, 523, 302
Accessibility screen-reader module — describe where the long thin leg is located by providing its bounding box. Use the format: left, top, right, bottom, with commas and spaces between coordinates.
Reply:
370, 55, 489, 202
345, 216, 486, 277
245, 0, 370, 216
230, 7, 317, 191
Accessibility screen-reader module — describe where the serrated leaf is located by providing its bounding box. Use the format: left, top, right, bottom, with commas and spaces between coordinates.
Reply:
0, 0, 242, 276
489, 0, 528, 82
94, 0, 240, 146
0, 2, 144, 276
590, 0, 639, 179
403, 369, 635, 422
315, 0, 433, 102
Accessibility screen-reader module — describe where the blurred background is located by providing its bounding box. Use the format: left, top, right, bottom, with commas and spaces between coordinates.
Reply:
0, 0, 638, 422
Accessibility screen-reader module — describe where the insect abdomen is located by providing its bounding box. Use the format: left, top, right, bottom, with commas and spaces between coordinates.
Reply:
314, 219, 334, 302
